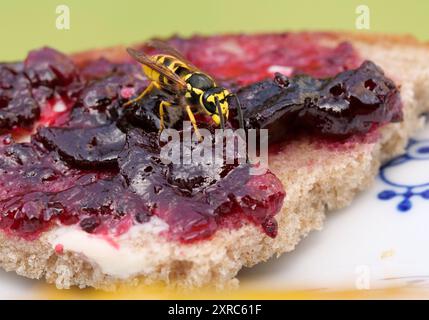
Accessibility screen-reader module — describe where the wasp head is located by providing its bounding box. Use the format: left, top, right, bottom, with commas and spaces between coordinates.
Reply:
201, 87, 230, 128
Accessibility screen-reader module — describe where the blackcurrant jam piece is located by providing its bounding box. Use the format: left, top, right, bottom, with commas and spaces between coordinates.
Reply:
52, 177, 142, 220
236, 61, 402, 142
0, 64, 40, 131
68, 73, 148, 129
24, 47, 78, 88
35, 123, 126, 168
80, 58, 118, 81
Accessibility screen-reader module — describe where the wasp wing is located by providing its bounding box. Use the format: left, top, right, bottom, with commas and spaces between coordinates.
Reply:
145, 39, 199, 72
127, 47, 187, 94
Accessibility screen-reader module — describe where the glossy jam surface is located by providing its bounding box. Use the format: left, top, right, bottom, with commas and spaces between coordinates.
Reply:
236, 60, 402, 143
0, 33, 402, 241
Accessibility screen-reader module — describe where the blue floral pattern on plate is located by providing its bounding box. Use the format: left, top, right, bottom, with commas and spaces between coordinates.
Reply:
378, 139, 429, 212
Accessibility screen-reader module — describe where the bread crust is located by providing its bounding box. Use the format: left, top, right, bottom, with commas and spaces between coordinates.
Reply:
1, 32, 428, 290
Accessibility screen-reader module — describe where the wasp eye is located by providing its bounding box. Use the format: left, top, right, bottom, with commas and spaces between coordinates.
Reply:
203, 96, 217, 114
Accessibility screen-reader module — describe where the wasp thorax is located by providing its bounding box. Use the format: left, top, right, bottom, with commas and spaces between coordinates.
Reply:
186, 73, 215, 90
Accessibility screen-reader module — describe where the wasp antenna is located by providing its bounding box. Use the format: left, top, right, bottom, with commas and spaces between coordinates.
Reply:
232, 94, 246, 132
232, 94, 248, 163
215, 97, 225, 130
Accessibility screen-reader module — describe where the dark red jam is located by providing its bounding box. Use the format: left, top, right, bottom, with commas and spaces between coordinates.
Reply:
0, 33, 402, 242
167, 33, 361, 84
235, 60, 402, 143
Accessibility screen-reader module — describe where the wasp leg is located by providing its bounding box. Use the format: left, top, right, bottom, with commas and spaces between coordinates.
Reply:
158, 100, 171, 132
123, 82, 160, 107
185, 105, 202, 141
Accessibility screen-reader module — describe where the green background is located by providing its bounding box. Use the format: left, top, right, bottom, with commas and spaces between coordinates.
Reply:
1, 0, 428, 60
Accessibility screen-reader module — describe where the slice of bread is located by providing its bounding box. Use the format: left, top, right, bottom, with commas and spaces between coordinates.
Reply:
0, 32, 428, 290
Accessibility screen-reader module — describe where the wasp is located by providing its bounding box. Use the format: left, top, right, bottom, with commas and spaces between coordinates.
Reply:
124, 40, 245, 140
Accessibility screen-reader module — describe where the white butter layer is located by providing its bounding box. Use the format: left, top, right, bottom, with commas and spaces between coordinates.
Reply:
47, 217, 169, 279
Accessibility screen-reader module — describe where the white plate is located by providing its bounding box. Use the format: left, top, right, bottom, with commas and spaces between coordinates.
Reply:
2, 126, 429, 299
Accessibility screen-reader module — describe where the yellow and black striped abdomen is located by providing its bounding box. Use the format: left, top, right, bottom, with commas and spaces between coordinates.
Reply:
142, 54, 191, 87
